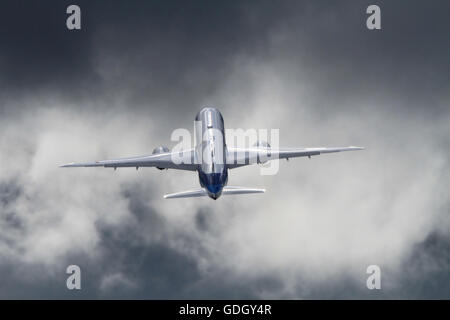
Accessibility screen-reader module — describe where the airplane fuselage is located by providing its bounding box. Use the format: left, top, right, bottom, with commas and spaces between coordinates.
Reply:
195, 107, 228, 200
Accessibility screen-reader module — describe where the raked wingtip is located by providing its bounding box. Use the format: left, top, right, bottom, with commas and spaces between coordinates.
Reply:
59, 162, 75, 168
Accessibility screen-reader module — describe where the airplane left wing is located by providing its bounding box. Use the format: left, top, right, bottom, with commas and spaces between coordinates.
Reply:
227, 146, 364, 169
60, 149, 198, 171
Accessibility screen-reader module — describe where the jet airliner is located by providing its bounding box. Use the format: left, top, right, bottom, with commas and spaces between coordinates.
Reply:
61, 107, 363, 199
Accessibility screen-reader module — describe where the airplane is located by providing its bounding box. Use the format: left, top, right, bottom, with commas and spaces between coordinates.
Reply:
60, 107, 363, 200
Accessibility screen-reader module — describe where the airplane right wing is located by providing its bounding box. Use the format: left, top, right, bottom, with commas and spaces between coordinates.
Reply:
227, 146, 364, 169
60, 149, 198, 171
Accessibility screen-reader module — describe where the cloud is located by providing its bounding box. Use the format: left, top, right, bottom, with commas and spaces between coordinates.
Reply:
0, 0, 449, 299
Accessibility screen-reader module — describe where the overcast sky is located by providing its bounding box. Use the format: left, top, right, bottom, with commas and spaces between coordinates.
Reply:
0, 0, 449, 299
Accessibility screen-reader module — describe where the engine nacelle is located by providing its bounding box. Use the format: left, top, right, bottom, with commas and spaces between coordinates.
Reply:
152, 146, 170, 170
253, 141, 271, 165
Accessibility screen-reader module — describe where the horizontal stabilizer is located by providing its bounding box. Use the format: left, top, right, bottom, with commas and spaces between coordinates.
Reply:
164, 189, 208, 199
222, 186, 265, 195
164, 186, 265, 199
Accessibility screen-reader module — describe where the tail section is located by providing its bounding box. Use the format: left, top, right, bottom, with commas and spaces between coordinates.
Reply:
164, 186, 265, 199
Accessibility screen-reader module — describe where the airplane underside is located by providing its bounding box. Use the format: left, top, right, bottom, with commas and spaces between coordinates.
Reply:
60, 107, 363, 199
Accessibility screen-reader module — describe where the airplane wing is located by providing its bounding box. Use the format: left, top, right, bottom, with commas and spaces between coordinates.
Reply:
60, 149, 198, 171
226, 146, 364, 169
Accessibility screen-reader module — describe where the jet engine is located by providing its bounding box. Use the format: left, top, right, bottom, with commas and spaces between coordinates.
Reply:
253, 141, 271, 165
152, 146, 170, 170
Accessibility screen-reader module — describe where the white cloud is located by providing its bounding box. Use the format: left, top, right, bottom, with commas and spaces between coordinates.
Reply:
0, 59, 449, 298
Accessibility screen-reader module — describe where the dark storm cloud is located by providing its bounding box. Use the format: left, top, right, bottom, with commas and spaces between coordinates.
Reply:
0, 0, 449, 299
0, 0, 283, 114
0, 179, 275, 299
0, 179, 199, 299
390, 231, 450, 299
0, 1, 95, 102
2, 0, 449, 115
